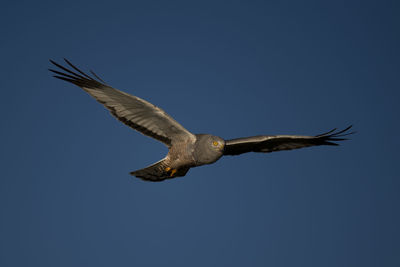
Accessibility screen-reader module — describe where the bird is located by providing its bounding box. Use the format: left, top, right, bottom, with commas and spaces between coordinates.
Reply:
49, 59, 354, 182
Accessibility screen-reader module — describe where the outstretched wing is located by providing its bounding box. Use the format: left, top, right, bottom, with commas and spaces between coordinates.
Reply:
49, 59, 195, 147
223, 126, 354, 156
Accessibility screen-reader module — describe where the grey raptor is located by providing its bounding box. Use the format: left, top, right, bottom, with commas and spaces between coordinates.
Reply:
49, 59, 354, 182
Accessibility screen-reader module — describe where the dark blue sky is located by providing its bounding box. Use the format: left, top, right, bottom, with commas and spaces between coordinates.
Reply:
1, 0, 399, 266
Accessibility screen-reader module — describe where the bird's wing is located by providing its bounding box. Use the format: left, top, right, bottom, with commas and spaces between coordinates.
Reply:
49, 59, 195, 147
223, 126, 354, 156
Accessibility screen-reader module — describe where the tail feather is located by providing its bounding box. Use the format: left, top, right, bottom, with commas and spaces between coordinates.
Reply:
130, 159, 190, 182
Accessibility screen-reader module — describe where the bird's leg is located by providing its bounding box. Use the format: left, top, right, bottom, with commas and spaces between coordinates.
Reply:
164, 167, 178, 177
169, 169, 177, 177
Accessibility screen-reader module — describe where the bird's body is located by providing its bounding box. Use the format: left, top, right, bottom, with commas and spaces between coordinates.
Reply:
50, 59, 353, 182
130, 134, 225, 181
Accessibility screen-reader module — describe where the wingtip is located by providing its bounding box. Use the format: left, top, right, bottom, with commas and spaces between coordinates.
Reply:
324, 141, 340, 146
317, 125, 355, 138
90, 69, 106, 84
63, 58, 74, 68
49, 59, 59, 66
316, 127, 337, 137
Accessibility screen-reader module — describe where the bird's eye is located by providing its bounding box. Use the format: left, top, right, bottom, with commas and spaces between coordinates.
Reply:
212, 141, 218, 146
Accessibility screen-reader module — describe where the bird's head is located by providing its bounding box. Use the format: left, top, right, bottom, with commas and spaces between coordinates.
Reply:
193, 134, 225, 166
211, 137, 225, 152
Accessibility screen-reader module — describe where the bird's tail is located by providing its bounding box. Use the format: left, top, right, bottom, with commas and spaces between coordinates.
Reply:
130, 159, 189, 182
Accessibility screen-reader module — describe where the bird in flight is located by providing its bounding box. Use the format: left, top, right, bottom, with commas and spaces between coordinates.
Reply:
49, 59, 353, 182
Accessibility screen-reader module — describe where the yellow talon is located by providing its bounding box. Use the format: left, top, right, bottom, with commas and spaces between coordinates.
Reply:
165, 167, 171, 172
170, 169, 177, 177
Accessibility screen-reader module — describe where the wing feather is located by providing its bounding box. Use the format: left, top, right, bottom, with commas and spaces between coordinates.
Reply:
223, 126, 354, 156
49, 59, 195, 146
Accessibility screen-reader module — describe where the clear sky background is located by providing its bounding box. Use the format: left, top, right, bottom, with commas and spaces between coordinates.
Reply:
1, 0, 399, 266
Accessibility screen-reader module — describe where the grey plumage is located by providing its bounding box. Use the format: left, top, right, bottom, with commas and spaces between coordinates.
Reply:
50, 59, 354, 182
